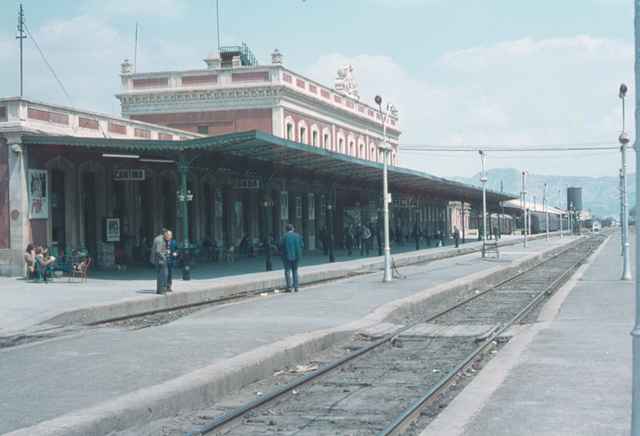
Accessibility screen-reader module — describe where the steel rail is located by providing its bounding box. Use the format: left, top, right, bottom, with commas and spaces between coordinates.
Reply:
377, 237, 603, 436
187, 237, 590, 436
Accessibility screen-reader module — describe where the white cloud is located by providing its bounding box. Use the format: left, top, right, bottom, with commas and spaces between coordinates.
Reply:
306, 35, 634, 177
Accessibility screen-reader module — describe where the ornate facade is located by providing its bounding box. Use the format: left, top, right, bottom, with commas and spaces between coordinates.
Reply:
116, 48, 401, 166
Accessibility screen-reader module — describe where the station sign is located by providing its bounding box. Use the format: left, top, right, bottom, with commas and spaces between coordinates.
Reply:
113, 169, 146, 181
236, 178, 261, 189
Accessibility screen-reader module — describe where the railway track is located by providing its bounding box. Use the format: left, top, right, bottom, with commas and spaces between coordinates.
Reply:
186, 235, 605, 436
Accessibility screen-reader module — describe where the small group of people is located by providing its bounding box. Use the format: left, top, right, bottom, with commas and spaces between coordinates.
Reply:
150, 228, 178, 294
344, 222, 376, 256
24, 243, 57, 282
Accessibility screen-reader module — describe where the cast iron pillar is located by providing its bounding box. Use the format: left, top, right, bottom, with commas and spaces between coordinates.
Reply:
327, 186, 336, 263
261, 186, 273, 271
177, 154, 191, 280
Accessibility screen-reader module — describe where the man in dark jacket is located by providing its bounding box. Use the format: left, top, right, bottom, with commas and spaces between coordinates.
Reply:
453, 226, 460, 248
280, 224, 303, 292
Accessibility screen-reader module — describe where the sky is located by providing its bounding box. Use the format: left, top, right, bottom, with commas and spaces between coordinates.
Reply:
0, 0, 636, 178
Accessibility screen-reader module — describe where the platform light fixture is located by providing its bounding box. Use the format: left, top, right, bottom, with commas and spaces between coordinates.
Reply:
375, 94, 394, 283
479, 150, 488, 257
631, 5, 640, 432
619, 82, 632, 282
139, 158, 175, 164
102, 153, 140, 159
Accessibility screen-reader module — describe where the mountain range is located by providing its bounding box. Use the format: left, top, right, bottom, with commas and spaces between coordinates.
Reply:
452, 168, 635, 219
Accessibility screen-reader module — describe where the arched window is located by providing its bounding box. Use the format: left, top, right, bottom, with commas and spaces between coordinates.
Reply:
284, 116, 295, 141
298, 120, 308, 144
310, 124, 319, 146
321, 127, 331, 149
357, 136, 365, 159
336, 130, 346, 153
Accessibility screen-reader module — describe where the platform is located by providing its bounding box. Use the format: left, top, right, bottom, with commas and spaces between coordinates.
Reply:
0, 234, 532, 335
1, 235, 574, 435
420, 231, 632, 436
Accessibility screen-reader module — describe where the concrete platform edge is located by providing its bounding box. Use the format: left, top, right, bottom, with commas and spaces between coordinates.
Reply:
417, 234, 611, 436
4, 235, 580, 436
42, 233, 559, 328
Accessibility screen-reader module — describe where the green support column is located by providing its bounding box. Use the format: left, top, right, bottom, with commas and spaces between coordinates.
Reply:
261, 184, 273, 271
328, 186, 336, 263
178, 154, 191, 280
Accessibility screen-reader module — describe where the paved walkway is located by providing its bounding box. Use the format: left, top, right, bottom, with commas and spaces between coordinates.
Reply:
0, 235, 520, 335
421, 231, 631, 436
0, 236, 571, 434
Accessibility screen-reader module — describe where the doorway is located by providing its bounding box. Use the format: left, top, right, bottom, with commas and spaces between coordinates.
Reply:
51, 170, 66, 253
82, 172, 97, 256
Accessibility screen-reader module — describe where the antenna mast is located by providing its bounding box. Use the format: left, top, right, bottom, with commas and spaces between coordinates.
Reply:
216, 0, 221, 51
16, 3, 26, 97
134, 22, 139, 73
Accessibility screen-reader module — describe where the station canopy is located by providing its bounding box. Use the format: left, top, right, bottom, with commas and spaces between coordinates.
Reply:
22, 130, 515, 205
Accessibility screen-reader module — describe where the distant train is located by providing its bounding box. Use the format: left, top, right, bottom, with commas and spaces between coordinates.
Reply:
467, 213, 514, 237
528, 211, 568, 234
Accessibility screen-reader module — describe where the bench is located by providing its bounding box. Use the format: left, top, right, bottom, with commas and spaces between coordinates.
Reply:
482, 240, 500, 259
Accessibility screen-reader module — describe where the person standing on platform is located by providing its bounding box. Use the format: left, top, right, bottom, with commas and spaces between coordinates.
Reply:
345, 224, 354, 256
453, 226, 460, 248
319, 226, 328, 255
361, 223, 372, 256
150, 228, 169, 294
165, 230, 178, 292
280, 224, 303, 292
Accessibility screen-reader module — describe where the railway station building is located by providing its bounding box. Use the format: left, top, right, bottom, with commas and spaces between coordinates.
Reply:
0, 46, 513, 276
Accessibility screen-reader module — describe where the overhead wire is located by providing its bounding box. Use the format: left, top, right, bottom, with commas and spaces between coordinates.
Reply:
23, 22, 73, 106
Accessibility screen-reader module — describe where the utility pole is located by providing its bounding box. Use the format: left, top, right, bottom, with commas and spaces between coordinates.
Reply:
134, 22, 139, 73
632, 3, 640, 434
216, 0, 222, 52
16, 3, 26, 97
619, 83, 632, 281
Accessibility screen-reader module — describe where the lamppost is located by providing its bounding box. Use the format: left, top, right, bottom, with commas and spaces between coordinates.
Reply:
632, 4, 640, 432
375, 95, 396, 283
619, 83, 632, 281
558, 188, 564, 239
499, 180, 504, 237
521, 170, 528, 247
261, 194, 274, 271
414, 200, 421, 251
543, 183, 549, 241
621, 168, 625, 253
479, 150, 488, 257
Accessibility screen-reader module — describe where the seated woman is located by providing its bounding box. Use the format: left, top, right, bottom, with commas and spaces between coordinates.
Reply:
24, 243, 35, 279
34, 246, 56, 282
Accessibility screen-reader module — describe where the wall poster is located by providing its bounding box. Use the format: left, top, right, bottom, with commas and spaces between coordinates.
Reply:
105, 217, 121, 242
28, 169, 48, 219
